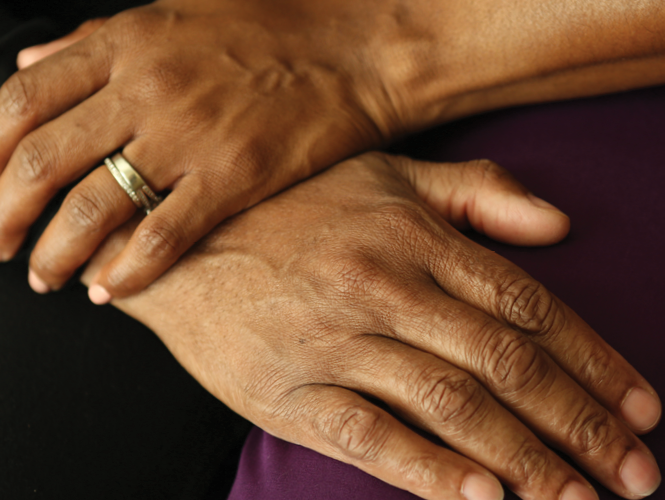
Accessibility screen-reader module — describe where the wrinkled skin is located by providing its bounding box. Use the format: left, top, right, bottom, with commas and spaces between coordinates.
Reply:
81, 153, 661, 500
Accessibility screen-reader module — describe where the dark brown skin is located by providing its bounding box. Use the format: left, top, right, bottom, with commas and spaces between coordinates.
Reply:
80, 152, 660, 500
1, 0, 664, 304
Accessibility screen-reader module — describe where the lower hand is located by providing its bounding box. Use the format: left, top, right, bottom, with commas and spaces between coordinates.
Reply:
82, 152, 661, 500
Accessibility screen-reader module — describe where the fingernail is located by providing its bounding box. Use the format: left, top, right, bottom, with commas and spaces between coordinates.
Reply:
28, 269, 50, 294
561, 482, 598, 500
462, 473, 504, 500
622, 387, 662, 431
527, 193, 564, 213
89, 284, 112, 305
620, 450, 661, 497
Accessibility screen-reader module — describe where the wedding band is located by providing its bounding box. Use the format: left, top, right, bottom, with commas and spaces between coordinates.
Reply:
104, 153, 163, 215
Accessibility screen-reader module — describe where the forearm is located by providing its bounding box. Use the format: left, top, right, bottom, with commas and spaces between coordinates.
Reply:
348, 0, 665, 127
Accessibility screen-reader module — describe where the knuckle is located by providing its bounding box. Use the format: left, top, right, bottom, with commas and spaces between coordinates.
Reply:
566, 407, 617, 457
507, 438, 555, 487
322, 405, 391, 462
14, 134, 57, 185
63, 188, 108, 233
410, 368, 487, 433
135, 220, 184, 263
497, 276, 564, 337
575, 342, 616, 393
481, 326, 553, 397
0, 72, 35, 120
400, 453, 440, 490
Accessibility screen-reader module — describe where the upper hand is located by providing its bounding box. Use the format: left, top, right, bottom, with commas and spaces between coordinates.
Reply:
82, 152, 661, 500
3, 0, 406, 302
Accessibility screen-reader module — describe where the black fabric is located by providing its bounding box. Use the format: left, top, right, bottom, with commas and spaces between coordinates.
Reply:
0, 3, 251, 499
6, 0, 151, 33
0, 11, 57, 84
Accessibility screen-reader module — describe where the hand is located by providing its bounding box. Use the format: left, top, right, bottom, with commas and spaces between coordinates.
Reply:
12, 0, 665, 305
2, 0, 421, 303
82, 152, 661, 500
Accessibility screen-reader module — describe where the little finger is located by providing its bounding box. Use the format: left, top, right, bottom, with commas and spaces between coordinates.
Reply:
282, 384, 503, 500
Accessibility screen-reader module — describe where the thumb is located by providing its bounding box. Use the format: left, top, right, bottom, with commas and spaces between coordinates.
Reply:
390, 156, 570, 246
17, 18, 108, 69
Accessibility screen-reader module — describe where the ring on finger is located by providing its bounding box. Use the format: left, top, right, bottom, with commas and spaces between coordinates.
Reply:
104, 153, 163, 215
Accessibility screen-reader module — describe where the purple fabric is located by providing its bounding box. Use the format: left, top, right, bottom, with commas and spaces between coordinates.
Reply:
229, 86, 665, 500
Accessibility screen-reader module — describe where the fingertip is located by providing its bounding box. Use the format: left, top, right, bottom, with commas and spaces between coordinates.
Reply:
462, 473, 504, 500
89, 284, 112, 305
532, 208, 571, 246
620, 450, 661, 498
486, 193, 571, 247
560, 481, 598, 500
0, 248, 14, 262
528, 194, 571, 241
16, 47, 41, 69
621, 387, 662, 433
0, 232, 26, 262
527, 193, 564, 212
28, 268, 50, 294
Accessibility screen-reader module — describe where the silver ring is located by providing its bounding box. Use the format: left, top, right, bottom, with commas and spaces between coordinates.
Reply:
104, 153, 163, 215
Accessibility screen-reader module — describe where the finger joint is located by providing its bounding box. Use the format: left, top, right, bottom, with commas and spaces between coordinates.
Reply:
0, 72, 35, 121
14, 134, 58, 186
507, 437, 554, 487
322, 405, 391, 462
498, 277, 563, 338
63, 188, 108, 233
480, 326, 553, 397
566, 406, 617, 457
411, 368, 487, 434
135, 220, 183, 263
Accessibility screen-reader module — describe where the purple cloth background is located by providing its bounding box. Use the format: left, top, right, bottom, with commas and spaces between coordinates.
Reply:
228, 86, 665, 500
